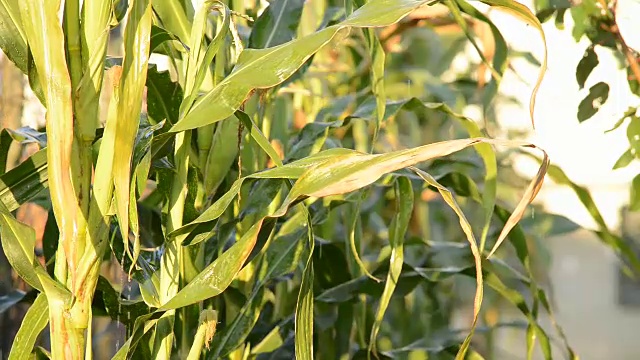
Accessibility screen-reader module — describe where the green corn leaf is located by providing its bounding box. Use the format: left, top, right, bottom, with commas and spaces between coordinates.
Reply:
150, 25, 185, 53
170, 0, 441, 132
410, 169, 482, 359
114, 221, 270, 358
250, 325, 285, 354
203, 116, 240, 196
260, 211, 308, 282
368, 176, 413, 357
467, 262, 553, 359
159, 219, 265, 310
248, 0, 305, 49
146, 65, 184, 126
0, 148, 48, 212
169, 149, 355, 242
206, 212, 305, 357
180, 0, 229, 113
236, 110, 284, 167
0, 0, 43, 102
0, 196, 69, 307
317, 262, 466, 303
95, 276, 151, 328
8, 292, 48, 360
113, 0, 153, 245
0, 130, 14, 176
375, 98, 498, 252
492, 206, 567, 358
0, 200, 43, 291
208, 288, 266, 358
20, 0, 80, 273
295, 210, 315, 360
152, 0, 192, 43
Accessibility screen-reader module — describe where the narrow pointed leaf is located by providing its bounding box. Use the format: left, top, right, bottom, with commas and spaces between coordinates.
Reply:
479, 0, 547, 127
369, 176, 413, 356
0, 200, 42, 291
113, 0, 153, 243
8, 292, 48, 360
527, 154, 640, 273
170, 0, 439, 132
159, 219, 264, 310
0, 148, 48, 212
411, 169, 483, 359
295, 212, 315, 360
146, 65, 183, 126
152, 0, 192, 42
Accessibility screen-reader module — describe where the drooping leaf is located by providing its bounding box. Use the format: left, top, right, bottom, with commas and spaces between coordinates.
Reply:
170, 0, 442, 132
479, 0, 547, 127
529, 154, 640, 274
410, 169, 483, 359
169, 149, 356, 241
369, 176, 413, 356
112, 0, 153, 243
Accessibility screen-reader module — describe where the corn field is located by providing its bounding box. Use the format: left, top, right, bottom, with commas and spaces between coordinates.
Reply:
0, 0, 639, 359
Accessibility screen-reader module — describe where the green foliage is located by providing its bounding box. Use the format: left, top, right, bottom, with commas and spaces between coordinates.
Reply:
0, 0, 601, 359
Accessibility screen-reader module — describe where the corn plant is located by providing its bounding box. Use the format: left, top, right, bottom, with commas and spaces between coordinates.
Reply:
0, 0, 586, 359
